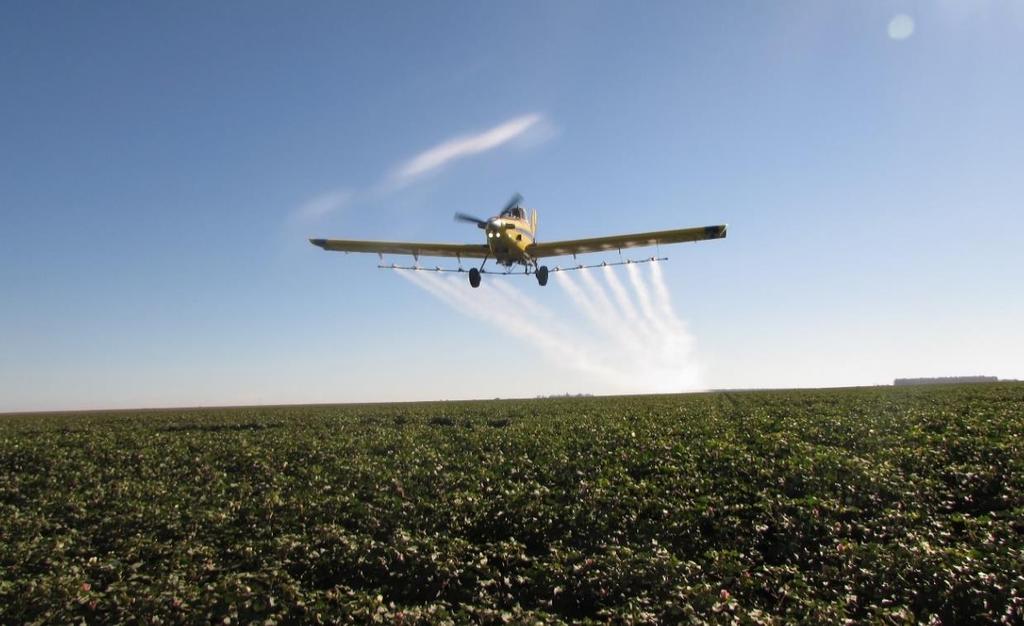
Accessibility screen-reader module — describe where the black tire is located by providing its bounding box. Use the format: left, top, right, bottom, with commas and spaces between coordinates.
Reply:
469, 267, 481, 288
536, 265, 549, 286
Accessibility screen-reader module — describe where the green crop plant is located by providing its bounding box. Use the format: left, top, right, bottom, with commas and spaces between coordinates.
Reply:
2, 384, 1022, 624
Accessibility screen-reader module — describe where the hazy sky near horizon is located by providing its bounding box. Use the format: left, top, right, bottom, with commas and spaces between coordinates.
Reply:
2, 2, 1022, 412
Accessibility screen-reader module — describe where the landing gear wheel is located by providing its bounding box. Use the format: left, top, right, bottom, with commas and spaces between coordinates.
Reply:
536, 265, 549, 286
469, 267, 481, 288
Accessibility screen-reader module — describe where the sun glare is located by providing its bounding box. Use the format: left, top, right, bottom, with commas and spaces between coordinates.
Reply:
888, 14, 915, 40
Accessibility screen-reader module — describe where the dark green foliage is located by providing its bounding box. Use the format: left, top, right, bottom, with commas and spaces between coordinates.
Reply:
2, 384, 1022, 624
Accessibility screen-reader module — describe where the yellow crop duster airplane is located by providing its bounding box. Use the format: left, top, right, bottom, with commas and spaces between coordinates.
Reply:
310, 194, 726, 288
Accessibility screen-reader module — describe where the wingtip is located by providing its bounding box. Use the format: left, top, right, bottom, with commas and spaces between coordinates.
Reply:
705, 225, 728, 239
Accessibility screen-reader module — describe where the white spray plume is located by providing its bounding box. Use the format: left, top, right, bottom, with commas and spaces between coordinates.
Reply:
625, 262, 663, 334
557, 269, 649, 363
399, 270, 621, 382
649, 260, 690, 335
600, 265, 659, 345
402, 263, 702, 394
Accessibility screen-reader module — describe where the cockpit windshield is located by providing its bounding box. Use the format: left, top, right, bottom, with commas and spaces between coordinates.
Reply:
501, 207, 525, 220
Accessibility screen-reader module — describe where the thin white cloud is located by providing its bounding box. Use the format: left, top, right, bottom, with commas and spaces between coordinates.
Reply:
291, 113, 548, 223
293, 189, 352, 221
391, 113, 543, 184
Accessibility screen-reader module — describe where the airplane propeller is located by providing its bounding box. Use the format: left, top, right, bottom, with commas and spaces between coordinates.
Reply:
501, 192, 523, 213
454, 212, 488, 229
454, 194, 524, 229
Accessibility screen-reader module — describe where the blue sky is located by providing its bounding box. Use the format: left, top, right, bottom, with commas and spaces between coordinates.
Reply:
2, 2, 1022, 412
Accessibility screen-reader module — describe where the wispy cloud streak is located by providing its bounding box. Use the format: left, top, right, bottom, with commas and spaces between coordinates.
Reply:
292, 113, 547, 223
292, 189, 352, 221
391, 113, 543, 185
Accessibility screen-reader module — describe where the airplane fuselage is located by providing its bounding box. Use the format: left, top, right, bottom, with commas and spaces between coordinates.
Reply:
485, 215, 534, 267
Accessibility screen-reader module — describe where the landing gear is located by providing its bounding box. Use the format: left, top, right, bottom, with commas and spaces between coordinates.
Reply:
469, 254, 488, 288
536, 265, 549, 286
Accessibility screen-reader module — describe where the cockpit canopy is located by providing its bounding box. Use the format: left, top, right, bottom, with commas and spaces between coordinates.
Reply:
500, 206, 526, 220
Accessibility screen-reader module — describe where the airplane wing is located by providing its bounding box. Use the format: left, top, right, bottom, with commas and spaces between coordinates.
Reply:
309, 238, 490, 259
527, 224, 727, 258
